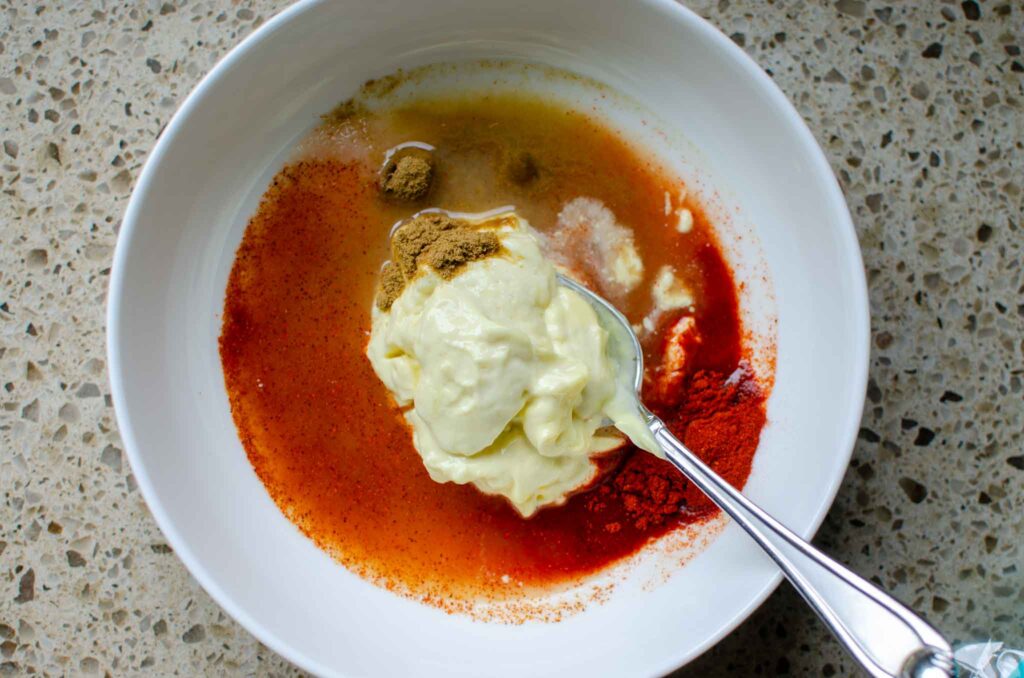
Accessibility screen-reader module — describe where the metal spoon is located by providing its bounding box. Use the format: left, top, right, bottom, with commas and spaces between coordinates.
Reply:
557, 274, 954, 678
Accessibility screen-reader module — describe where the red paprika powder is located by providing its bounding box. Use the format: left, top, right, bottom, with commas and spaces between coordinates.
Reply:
584, 368, 766, 533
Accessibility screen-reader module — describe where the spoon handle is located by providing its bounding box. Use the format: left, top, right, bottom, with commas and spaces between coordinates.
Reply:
647, 416, 955, 678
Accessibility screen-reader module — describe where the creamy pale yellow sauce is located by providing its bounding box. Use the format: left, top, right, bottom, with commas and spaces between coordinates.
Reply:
367, 213, 654, 516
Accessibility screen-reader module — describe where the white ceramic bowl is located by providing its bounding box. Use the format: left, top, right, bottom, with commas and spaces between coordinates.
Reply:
107, 0, 869, 675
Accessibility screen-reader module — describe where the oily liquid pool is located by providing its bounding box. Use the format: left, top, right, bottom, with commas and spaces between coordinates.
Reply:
219, 89, 763, 608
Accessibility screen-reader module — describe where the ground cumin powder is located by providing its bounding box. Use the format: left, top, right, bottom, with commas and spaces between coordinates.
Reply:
391, 213, 459, 278
376, 213, 501, 310
376, 262, 406, 311
423, 230, 500, 279
380, 154, 434, 202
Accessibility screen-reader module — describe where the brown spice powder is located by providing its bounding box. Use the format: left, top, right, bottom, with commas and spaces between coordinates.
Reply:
423, 230, 501, 279
320, 99, 365, 126
380, 155, 434, 202
377, 213, 504, 310
391, 213, 462, 278
375, 262, 406, 311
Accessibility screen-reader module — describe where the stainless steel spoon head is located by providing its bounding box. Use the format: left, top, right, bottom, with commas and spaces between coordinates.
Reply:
556, 273, 644, 396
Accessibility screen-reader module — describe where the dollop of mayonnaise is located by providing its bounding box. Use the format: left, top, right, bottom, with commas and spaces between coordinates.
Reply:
367, 212, 654, 516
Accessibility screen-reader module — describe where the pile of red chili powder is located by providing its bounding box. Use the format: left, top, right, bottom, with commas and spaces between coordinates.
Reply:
585, 368, 766, 533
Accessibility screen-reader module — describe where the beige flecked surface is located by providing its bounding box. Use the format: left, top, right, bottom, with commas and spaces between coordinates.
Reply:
1, 1, 1021, 675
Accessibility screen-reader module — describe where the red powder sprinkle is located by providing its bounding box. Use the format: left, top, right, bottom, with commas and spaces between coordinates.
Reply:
669, 369, 766, 519
584, 369, 765, 530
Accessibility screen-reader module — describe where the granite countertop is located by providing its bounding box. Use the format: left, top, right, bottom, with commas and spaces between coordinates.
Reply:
1, 1, 1021, 675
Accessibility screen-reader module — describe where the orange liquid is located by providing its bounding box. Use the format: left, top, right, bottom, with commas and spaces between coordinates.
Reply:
220, 93, 766, 604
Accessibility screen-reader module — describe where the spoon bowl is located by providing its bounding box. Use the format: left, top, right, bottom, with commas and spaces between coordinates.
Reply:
557, 273, 644, 394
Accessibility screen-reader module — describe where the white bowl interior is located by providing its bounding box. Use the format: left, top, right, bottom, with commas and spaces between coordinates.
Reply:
108, 0, 868, 676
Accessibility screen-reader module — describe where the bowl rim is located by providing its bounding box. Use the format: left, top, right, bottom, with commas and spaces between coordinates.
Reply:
106, 0, 870, 675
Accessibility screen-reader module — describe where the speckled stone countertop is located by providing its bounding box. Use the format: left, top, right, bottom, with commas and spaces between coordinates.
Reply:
1, 1, 1021, 675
